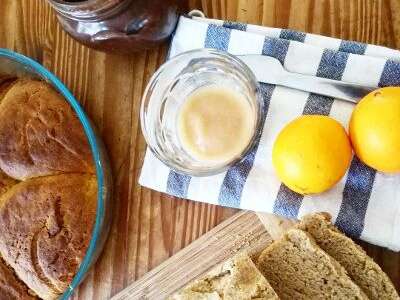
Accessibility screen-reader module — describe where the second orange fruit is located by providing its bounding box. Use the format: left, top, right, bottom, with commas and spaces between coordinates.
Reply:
349, 87, 400, 173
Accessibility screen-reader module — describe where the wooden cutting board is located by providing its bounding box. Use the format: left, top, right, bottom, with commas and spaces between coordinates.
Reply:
111, 211, 295, 300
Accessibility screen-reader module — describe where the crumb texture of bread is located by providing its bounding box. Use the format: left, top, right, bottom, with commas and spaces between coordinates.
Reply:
0, 169, 17, 201
169, 253, 279, 300
0, 174, 97, 300
257, 229, 368, 300
0, 80, 94, 180
298, 213, 399, 300
0, 257, 37, 300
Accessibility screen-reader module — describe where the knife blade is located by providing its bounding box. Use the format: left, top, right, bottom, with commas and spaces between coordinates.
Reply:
237, 54, 376, 103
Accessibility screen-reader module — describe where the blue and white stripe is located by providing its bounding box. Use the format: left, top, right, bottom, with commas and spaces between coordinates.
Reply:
140, 16, 400, 250
218, 83, 275, 208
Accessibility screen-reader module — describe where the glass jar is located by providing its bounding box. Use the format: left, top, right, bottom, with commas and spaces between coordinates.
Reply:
48, 0, 186, 54
140, 49, 264, 176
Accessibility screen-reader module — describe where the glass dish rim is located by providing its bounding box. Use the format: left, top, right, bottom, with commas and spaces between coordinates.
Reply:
0, 48, 106, 300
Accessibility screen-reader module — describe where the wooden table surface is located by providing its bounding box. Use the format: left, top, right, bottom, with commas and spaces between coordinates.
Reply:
0, 0, 399, 299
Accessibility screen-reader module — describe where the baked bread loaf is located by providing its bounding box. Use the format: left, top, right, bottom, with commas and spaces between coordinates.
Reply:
298, 213, 399, 299
0, 174, 97, 300
257, 229, 368, 299
0, 78, 98, 299
0, 80, 94, 180
169, 253, 279, 300
0, 257, 37, 300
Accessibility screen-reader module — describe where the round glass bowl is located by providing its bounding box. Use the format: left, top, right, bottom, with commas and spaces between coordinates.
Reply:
0, 49, 113, 300
141, 48, 263, 176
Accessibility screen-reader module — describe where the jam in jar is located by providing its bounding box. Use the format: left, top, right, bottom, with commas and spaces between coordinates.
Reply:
48, 0, 186, 54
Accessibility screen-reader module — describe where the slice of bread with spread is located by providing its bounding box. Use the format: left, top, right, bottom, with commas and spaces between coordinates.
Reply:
298, 213, 399, 299
257, 228, 368, 299
169, 253, 279, 300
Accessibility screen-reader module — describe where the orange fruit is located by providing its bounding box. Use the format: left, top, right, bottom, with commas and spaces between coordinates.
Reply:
349, 87, 400, 173
272, 115, 352, 195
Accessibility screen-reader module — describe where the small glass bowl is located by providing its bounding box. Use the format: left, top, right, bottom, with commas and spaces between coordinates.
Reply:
141, 48, 263, 176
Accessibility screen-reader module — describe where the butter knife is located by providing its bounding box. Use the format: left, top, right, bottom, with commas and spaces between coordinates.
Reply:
238, 54, 375, 103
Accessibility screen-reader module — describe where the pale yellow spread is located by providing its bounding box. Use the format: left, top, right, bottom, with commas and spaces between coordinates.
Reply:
178, 86, 254, 163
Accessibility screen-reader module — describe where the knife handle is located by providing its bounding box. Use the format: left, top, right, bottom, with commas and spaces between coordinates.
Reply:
279, 72, 375, 103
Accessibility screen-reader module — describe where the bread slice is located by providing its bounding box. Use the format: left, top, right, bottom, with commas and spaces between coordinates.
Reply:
0, 256, 37, 300
169, 253, 279, 300
257, 229, 367, 299
298, 213, 399, 299
0, 174, 97, 300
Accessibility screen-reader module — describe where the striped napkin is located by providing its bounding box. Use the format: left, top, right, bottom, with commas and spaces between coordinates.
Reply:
139, 16, 400, 250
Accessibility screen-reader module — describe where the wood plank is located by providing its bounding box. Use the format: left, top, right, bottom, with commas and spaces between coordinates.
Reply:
111, 211, 273, 300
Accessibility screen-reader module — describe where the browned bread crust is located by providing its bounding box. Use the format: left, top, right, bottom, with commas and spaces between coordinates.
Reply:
0, 256, 37, 300
0, 169, 17, 198
298, 213, 399, 300
0, 80, 94, 180
257, 229, 367, 300
0, 174, 97, 300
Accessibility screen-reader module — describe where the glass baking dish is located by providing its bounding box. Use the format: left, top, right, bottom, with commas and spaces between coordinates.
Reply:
0, 48, 113, 300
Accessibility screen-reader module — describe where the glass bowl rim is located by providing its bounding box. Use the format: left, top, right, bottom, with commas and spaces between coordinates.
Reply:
0, 48, 106, 300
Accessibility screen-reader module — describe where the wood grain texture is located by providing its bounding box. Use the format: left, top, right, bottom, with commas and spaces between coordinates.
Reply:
111, 211, 273, 300
0, 0, 399, 299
